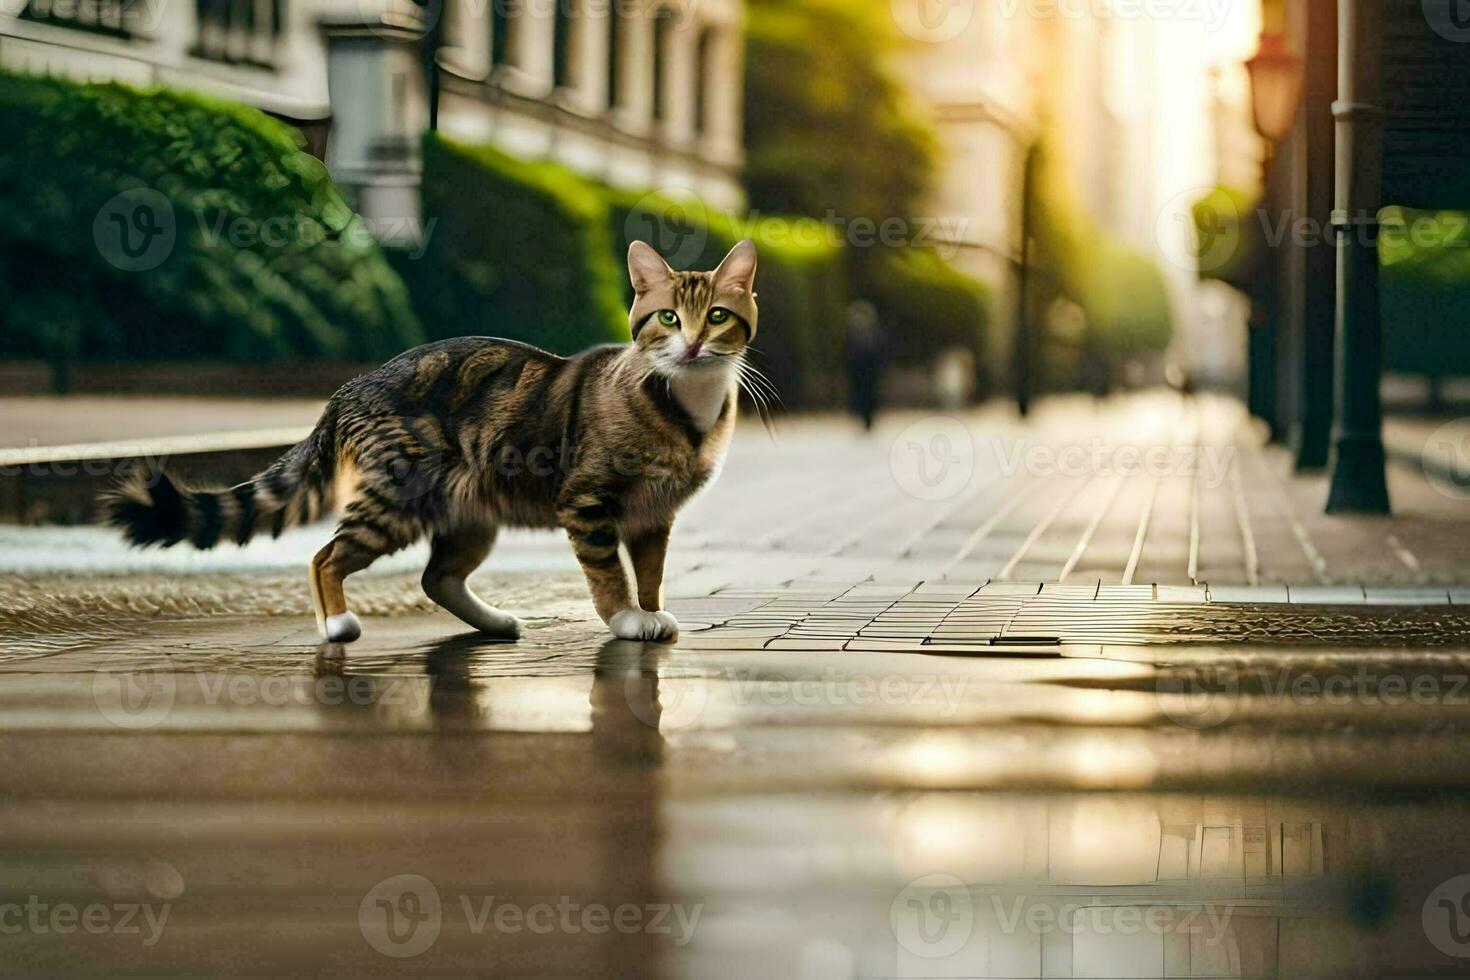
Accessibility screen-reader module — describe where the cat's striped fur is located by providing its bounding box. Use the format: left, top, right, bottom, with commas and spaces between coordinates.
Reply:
102, 240, 759, 643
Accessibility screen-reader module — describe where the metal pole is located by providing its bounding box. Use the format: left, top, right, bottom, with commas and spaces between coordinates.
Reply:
1326, 0, 1389, 512
1292, 0, 1337, 470
1015, 142, 1036, 418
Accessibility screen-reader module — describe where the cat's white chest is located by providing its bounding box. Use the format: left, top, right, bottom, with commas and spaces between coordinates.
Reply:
670, 368, 736, 431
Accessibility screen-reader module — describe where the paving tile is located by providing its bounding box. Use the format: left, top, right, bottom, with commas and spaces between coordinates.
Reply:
763, 639, 851, 651
1207, 584, 1291, 604
1156, 585, 1209, 603
1096, 586, 1157, 600
913, 581, 985, 595
1041, 582, 1101, 598
1287, 585, 1367, 604
976, 582, 1044, 596
920, 641, 1063, 657
1364, 587, 1452, 605
674, 635, 776, 650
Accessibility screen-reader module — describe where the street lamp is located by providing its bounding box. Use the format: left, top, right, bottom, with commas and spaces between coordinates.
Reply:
1244, 33, 1305, 145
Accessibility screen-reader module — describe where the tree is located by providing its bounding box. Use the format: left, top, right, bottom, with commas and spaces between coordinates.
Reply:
0, 72, 423, 366
743, 0, 936, 229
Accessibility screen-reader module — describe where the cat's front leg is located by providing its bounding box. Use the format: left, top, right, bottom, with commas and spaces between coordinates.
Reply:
627, 524, 679, 640
556, 491, 676, 642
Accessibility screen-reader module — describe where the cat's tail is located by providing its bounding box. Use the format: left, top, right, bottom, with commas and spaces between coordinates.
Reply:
100, 417, 338, 550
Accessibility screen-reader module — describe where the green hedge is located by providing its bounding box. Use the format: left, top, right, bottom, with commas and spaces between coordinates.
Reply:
1091, 243, 1173, 354
1030, 135, 1174, 364
855, 247, 988, 362
1379, 205, 1470, 375
0, 71, 421, 364
397, 135, 628, 350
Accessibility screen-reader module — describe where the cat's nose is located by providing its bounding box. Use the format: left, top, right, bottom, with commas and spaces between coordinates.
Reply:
683, 338, 703, 361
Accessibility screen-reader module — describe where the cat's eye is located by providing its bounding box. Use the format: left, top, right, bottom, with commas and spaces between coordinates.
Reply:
709, 308, 731, 325
657, 310, 679, 327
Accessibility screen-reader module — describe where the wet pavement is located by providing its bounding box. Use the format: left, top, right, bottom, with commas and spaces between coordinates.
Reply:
5, 394, 1470, 975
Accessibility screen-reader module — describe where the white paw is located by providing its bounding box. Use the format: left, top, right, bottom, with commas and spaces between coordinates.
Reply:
608, 609, 679, 642
324, 612, 362, 643
477, 613, 523, 640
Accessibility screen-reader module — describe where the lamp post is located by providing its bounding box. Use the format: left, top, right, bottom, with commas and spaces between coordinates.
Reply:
1324, 0, 1390, 513
1245, 34, 1305, 150
1242, 33, 1304, 443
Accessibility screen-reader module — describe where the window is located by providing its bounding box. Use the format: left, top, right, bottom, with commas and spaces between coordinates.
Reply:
553, 0, 576, 90
694, 27, 714, 136
21, 0, 140, 38
491, 0, 512, 68
606, 8, 623, 110
192, 0, 283, 65
651, 6, 675, 124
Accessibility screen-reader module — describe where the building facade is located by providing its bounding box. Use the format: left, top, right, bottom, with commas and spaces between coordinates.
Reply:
1, 0, 745, 237
898, 2, 1260, 392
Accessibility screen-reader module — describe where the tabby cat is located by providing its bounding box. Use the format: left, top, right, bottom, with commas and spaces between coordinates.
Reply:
103, 240, 760, 643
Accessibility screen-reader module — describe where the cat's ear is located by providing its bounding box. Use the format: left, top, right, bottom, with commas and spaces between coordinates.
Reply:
628, 241, 674, 293
712, 239, 758, 294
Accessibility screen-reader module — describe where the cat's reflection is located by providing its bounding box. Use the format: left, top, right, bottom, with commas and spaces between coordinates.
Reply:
309, 634, 673, 762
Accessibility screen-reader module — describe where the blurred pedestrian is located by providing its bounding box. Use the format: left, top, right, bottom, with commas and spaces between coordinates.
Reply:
845, 300, 886, 431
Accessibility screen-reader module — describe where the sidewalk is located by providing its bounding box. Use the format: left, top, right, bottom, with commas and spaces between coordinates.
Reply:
5, 391, 1470, 977
3, 389, 1467, 588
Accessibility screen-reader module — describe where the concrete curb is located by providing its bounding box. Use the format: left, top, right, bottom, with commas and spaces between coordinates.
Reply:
0, 428, 311, 525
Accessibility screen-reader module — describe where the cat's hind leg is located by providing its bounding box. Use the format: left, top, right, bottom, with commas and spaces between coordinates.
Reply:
310, 537, 381, 643
421, 524, 522, 640
310, 490, 422, 643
